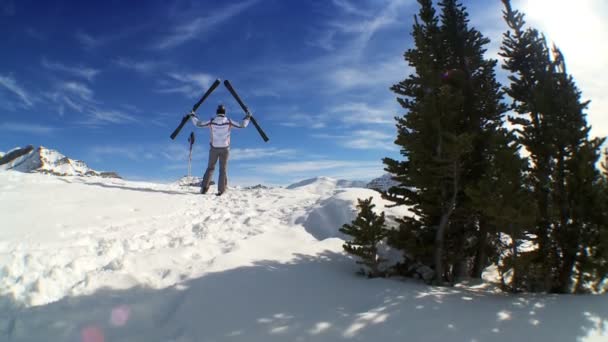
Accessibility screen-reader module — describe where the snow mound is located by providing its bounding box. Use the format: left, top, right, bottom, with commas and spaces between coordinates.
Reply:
0, 145, 120, 178
287, 176, 367, 195
295, 188, 403, 240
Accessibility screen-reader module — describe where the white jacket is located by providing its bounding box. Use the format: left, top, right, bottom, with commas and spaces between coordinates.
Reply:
191, 115, 250, 148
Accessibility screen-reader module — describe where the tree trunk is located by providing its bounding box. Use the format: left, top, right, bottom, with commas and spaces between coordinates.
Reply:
472, 218, 489, 278
434, 162, 460, 285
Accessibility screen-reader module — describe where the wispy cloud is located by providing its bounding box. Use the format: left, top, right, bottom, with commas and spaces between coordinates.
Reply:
41, 58, 100, 81
256, 159, 384, 180
327, 56, 410, 91
25, 27, 46, 40
156, 0, 258, 50
89, 146, 144, 163
85, 109, 136, 125
323, 0, 410, 58
313, 130, 397, 151
114, 58, 168, 74
277, 113, 326, 129
43, 80, 136, 125
0, 122, 54, 135
75, 31, 102, 50
331, 0, 372, 17
157, 72, 215, 98
330, 101, 398, 126
75, 25, 149, 50
231, 148, 296, 161
1, 0, 15, 16
0, 74, 34, 107
61, 81, 94, 101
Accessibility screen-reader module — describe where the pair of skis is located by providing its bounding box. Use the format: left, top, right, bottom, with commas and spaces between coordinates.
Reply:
170, 79, 269, 142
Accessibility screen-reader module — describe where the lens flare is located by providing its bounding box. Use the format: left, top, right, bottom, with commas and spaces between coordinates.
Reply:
81, 325, 104, 342
110, 305, 131, 327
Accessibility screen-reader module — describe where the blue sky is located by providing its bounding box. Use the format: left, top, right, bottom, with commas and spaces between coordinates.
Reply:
1, 0, 607, 185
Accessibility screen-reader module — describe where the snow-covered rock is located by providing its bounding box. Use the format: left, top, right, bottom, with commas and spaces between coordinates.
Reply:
0, 145, 120, 178
366, 173, 399, 192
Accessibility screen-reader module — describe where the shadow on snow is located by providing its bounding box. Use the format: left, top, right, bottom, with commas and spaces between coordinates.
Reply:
1, 251, 607, 342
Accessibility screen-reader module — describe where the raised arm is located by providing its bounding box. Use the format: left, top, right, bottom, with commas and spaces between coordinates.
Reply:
190, 113, 211, 127
229, 115, 251, 128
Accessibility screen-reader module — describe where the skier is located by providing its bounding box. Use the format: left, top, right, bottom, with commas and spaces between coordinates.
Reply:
188, 104, 250, 195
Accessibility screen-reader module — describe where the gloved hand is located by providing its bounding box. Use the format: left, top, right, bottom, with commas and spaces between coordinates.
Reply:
186, 111, 197, 118
244, 112, 252, 119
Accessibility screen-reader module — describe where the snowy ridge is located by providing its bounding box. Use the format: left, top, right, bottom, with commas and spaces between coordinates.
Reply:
287, 176, 367, 195
0, 172, 606, 342
0, 145, 120, 178
366, 173, 400, 192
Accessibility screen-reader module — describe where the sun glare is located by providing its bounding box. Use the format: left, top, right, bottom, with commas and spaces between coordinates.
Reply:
516, 0, 608, 139
519, 0, 604, 62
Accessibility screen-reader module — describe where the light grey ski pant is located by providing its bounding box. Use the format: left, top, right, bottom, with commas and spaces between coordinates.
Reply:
202, 146, 229, 193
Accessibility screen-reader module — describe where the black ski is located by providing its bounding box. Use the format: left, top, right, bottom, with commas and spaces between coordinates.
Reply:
170, 78, 221, 140
223, 80, 269, 142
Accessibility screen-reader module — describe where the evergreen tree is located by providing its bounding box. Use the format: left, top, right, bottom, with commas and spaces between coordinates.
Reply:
340, 197, 389, 278
500, 0, 607, 293
384, 0, 509, 284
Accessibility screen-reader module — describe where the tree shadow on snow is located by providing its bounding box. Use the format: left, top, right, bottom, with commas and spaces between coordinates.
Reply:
1, 251, 607, 342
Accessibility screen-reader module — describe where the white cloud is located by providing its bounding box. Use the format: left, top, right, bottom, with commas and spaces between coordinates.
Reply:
230, 148, 296, 161
330, 101, 398, 125
115, 58, 167, 74
328, 56, 410, 91
86, 109, 136, 125
61, 82, 94, 101
41, 58, 100, 81
256, 159, 385, 181
89, 146, 141, 162
156, 0, 258, 49
42, 81, 137, 126
1, 0, 15, 16
276, 112, 326, 129
0, 74, 34, 107
157, 72, 215, 98
0, 122, 54, 135
313, 130, 397, 151
264, 160, 376, 174
75, 31, 102, 49
324, 0, 410, 59
331, 0, 372, 17
75, 26, 147, 50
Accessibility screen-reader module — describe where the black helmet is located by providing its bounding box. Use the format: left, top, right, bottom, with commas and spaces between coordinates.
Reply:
216, 104, 226, 115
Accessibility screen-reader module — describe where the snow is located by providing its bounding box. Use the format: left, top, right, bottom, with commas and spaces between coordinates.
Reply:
1, 171, 606, 341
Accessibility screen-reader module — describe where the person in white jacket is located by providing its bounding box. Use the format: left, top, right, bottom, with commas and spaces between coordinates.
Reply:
188, 104, 250, 195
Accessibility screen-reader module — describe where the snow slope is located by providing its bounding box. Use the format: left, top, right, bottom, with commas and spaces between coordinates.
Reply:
0, 171, 606, 341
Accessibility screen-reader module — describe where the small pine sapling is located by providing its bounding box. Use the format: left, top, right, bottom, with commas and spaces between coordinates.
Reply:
340, 197, 390, 277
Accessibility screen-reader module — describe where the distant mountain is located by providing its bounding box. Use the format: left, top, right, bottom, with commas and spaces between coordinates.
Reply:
0, 145, 120, 178
366, 173, 399, 192
287, 176, 367, 195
